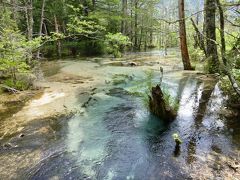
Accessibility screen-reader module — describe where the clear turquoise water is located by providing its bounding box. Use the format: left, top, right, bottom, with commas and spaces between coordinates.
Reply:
3, 50, 239, 179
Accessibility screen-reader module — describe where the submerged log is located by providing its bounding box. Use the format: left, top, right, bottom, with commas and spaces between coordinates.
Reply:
149, 85, 176, 122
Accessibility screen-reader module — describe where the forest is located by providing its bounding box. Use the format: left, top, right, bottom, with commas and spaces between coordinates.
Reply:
0, 0, 239, 179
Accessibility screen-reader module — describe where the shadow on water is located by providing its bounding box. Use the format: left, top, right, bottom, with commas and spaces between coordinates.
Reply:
93, 88, 190, 180
186, 80, 218, 164
4, 50, 239, 179
24, 72, 239, 179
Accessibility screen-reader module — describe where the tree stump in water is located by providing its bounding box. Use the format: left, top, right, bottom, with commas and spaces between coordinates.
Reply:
149, 85, 176, 122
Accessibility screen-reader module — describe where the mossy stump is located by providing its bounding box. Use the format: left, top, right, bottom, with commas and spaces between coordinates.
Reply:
149, 85, 177, 122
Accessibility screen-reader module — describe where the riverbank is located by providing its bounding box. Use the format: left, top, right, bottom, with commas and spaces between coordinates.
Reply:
0, 59, 106, 179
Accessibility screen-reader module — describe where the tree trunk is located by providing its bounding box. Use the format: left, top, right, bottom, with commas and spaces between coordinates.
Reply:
150, 30, 153, 46
138, 17, 144, 50
25, 0, 33, 41
130, 0, 134, 47
134, 0, 138, 49
205, 0, 219, 73
43, 22, 48, 35
10, 0, 17, 21
92, 0, 96, 10
54, 15, 61, 58
190, 18, 207, 56
144, 34, 147, 51
164, 37, 168, 56
216, 0, 240, 97
178, 0, 192, 70
37, 0, 46, 59
216, 0, 226, 65
121, 0, 127, 35
23, 0, 33, 63
149, 85, 177, 122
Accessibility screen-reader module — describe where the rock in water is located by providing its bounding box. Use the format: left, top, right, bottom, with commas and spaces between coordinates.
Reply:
128, 62, 138, 66
149, 85, 176, 122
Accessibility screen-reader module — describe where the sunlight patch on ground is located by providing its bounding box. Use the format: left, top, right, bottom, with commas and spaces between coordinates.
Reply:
29, 92, 65, 107
20, 91, 66, 116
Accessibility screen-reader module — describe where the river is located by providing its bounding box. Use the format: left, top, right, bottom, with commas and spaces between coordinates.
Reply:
0, 50, 239, 179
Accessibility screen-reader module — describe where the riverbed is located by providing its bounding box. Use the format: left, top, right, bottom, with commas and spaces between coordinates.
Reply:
0, 50, 239, 179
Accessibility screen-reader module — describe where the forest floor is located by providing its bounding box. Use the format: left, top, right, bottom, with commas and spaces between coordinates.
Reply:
0, 50, 239, 179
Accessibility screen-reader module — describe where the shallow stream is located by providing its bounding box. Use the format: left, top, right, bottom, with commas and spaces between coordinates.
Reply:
0, 50, 239, 179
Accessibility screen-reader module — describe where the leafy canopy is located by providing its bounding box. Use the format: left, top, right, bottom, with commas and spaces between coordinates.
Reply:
0, 11, 41, 83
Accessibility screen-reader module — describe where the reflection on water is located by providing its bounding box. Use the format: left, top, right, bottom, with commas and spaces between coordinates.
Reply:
30, 73, 237, 179
1, 50, 239, 179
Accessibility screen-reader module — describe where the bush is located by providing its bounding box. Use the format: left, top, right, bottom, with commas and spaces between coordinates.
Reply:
3, 79, 29, 91
189, 47, 205, 62
105, 33, 131, 58
41, 41, 105, 58
128, 70, 179, 111
81, 40, 105, 56
220, 69, 240, 104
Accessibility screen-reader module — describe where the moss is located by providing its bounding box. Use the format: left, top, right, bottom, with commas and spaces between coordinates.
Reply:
111, 74, 133, 85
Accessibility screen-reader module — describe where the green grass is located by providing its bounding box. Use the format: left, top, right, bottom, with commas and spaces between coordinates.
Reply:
111, 74, 133, 85
128, 70, 179, 111
3, 79, 29, 91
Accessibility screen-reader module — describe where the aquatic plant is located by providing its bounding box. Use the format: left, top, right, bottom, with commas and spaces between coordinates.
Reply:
172, 133, 182, 145
111, 74, 133, 85
127, 70, 154, 107
128, 70, 179, 113
163, 89, 180, 112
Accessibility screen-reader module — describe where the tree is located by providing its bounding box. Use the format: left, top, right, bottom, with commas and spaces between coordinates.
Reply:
216, 0, 226, 65
216, 0, 240, 97
205, 0, 219, 73
36, 0, 46, 59
24, 0, 33, 41
134, 0, 138, 49
178, 0, 193, 70
0, 10, 40, 89
121, 0, 128, 35
190, 18, 207, 56
105, 32, 131, 58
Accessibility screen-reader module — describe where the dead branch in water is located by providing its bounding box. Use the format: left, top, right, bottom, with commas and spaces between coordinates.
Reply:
0, 84, 20, 94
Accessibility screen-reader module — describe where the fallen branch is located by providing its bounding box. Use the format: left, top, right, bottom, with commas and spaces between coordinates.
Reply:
0, 84, 20, 94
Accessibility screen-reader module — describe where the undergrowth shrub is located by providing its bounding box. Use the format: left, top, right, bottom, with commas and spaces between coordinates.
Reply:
220, 69, 240, 104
